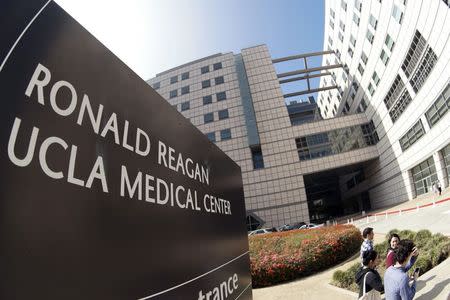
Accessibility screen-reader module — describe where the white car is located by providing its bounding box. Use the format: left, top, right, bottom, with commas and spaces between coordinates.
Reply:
248, 227, 277, 236
299, 223, 320, 229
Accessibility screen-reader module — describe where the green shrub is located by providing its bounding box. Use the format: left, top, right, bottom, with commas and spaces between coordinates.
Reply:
331, 229, 450, 292
250, 225, 362, 287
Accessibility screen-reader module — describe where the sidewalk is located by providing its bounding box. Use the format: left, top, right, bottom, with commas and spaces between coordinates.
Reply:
343, 188, 450, 225
253, 235, 450, 300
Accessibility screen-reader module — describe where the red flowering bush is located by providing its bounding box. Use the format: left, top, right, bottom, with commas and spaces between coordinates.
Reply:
249, 225, 362, 287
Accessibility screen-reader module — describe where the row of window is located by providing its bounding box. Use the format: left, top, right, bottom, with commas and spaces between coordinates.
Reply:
425, 82, 450, 127
174, 91, 227, 112
203, 109, 229, 124
169, 76, 225, 99
205, 128, 231, 142
295, 121, 379, 161
399, 120, 425, 151
151, 62, 223, 90
398, 82, 449, 152
201, 62, 223, 74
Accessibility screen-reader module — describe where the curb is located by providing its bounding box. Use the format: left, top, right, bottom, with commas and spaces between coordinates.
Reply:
349, 197, 450, 225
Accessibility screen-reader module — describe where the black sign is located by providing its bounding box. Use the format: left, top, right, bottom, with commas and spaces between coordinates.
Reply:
0, 1, 252, 299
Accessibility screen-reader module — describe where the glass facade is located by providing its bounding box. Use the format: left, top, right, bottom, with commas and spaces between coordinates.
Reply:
399, 120, 425, 151
411, 157, 438, 196
295, 121, 378, 161
442, 143, 450, 180
425, 82, 450, 127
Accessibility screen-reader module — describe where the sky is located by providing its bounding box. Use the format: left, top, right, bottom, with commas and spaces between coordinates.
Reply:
55, 0, 325, 98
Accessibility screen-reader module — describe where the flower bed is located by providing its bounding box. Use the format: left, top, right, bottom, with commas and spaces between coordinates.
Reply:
249, 224, 362, 287
331, 229, 450, 292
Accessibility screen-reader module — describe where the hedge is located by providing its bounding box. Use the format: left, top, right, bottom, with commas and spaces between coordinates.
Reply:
332, 229, 450, 292
249, 224, 362, 287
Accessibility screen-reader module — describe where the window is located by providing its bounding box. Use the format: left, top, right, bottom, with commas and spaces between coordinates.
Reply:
181, 85, 190, 95
173, 104, 178, 111
380, 49, 390, 65
392, 4, 403, 24
400, 120, 425, 151
328, 36, 333, 45
251, 146, 265, 169
213, 62, 222, 70
330, 20, 335, 29
368, 83, 375, 96
357, 97, 368, 112
369, 14, 378, 30
295, 122, 379, 161
442, 143, 450, 180
330, 8, 335, 18
425, 82, 450, 127
389, 89, 413, 122
204, 113, 214, 123
218, 109, 229, 120
342, 71, 348, 83
216, 91, 227, 101
341, 0, 347, 11
366, 30, 374, 44
336, 49, 341, 59
202, 80, 211, 89
372, 71, 380, 86
353, 13, 360, 25
203, 95, 213, 105
357, 63, 365, 75
206, 132, 216, 143
340, 20, 346, 31
350, 35, 356, 47
402, 30, 427, 78
181, 72, 189, 80
170, 75, 178, 84
152, 82, 160, 90
360, 52, 368, 65
220, 129, 231, 141
338, 32, 344, 42
384, 75, 404, 109
411, 157, 438, 196
410, 46, 438, 93
348, 47, 354, 58
169, 89, 177, 98
385, 34, 395, 51
201, 66, 209, 74
181, 101, 190, 111
246, 214, 262, 231
354, 0, 362, 11
215, 76, 224, 85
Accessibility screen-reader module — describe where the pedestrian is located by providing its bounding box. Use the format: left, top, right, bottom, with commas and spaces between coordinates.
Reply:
432, 182, 438, 194
386, 234, 418, 269
384, 239, 420, 300
386, 233, 400, 268
437, 180, 442, 196
360, 227, 374, 259
355, 250, 384, 300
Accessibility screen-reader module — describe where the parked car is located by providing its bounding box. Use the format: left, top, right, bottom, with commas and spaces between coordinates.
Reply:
299, 223, 320, 230
248, 227, 277, 236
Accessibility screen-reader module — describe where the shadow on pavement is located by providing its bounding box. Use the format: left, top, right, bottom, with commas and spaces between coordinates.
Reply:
416, 275, 436, 291
415, 278, 450, 300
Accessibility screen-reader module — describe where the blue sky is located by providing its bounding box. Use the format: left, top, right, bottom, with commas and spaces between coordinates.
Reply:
56, 0, 325, 100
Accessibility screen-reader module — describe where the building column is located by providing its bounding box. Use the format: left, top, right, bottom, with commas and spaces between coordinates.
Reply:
433, 151, 448, 188
404, 169, 416, 199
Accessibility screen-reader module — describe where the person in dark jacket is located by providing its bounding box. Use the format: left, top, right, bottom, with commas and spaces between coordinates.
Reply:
355, 250, 384, 298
